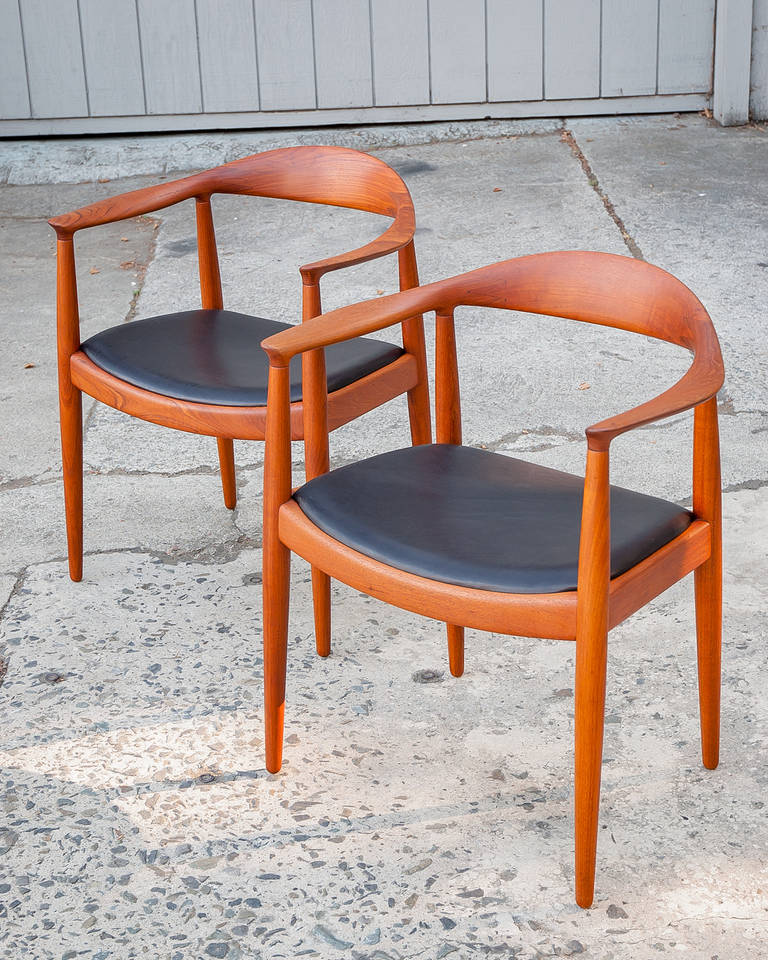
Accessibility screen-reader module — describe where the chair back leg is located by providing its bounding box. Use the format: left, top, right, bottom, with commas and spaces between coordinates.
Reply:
312, 568, 332, 657
574, 448, 610, 908
216, 438, 237, 509
398, 241, 432, 446
447, 624, 465, 677
59, 385, 83, 582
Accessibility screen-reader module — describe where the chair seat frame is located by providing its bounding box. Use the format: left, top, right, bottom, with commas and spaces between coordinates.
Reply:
259, 250, 725, 909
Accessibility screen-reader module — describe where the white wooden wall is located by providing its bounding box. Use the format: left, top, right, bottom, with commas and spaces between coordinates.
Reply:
1, 0, 720, 135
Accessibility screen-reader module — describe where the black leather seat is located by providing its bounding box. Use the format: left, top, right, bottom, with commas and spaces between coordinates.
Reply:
294, 443, 692, 594
81, 309, 404, 406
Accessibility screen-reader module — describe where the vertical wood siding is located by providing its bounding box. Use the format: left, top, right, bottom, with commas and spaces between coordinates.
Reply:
429, 0, 487, 104
255, 0, 315, 111
601, 0, 659, 97
79, 0, 145, 117
0, 0, 30, 118
487, 0, 544, 103
658, 0, 717, 94
20, 0, 88, 118
371, 0, 430, 106
544, 0, 602, 99
1, 0, 720, 130
196, 0, 260, 113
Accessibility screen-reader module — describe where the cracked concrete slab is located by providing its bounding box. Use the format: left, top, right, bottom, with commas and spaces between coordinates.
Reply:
1, 117, 767, 958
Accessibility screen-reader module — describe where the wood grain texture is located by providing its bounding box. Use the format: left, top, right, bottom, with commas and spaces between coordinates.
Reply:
21, 0, 87, 118
56, 238, 83, 581
397, 241, 432, 446
69, 350, 419, 442
0, 0, 31, 119
574, 448, 611, 909
79, 0, 145, 116
487, 0, 543, 102
446, 624, 465, 677
263, 365, 292, 774
49, 145, 414, 234
607, 521, 711, 629
263, 253, 725, 452
216, 438, 237, 510
429, 0, 486, 104
279, 500, 579, 640
693, 398, 722, 769
196, 0, 259, 113
301, 281, 333, 659
435, 312, 462, 445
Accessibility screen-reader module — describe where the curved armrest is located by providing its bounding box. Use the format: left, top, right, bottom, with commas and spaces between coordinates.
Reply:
585, 348, 724, 451
262, 284, 437, 365
48, 172, 204, 236
299, 214, 414, 284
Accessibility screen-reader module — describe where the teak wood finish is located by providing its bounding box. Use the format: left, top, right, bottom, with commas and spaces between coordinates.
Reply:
50, 145, 432, 584
260, 251, 725, 909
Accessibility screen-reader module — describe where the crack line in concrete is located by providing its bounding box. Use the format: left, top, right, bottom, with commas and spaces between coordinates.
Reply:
560, 128, 645, 261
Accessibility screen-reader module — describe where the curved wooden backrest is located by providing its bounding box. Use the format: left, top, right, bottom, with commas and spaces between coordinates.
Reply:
265, 251, 722, 360
49, 145, 413, 236
263, 251, 724, 450
432, 252, 714, 352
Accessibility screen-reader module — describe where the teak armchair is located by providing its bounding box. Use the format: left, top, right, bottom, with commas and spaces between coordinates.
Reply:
49, 146, 432, 632
260, 251, 724, 908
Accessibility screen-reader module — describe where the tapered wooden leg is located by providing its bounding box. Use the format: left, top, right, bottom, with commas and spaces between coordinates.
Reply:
693, 397, 722, 771
695, 557, 721, 770
60, 386, 83, 582
263, 364, 292, 775
263, 535, 290, 774
574, 618, 608, 909
447, 624, 464, 677
216, 437, 236, 509
312, 567, 331, 657
573, 447, 610, 909
398, 241, 432, 447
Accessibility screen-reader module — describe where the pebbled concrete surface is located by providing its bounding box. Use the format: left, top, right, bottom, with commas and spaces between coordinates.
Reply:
0, 115, 767, 958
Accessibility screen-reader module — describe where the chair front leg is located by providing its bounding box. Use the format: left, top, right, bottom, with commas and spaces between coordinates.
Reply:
693, 398, 722, 770
574, 447, 611, 908
302, 282, 333, 658
263, 365, 293, 773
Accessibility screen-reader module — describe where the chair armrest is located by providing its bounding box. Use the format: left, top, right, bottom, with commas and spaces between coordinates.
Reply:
299, 215, 414, 284
585, 350, 724, 451
262, 284, 437, 366
48, 172, 205, 236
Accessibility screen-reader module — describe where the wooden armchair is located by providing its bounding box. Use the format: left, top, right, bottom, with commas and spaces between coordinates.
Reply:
260, 251, 724, 908
49, 146, 432, 650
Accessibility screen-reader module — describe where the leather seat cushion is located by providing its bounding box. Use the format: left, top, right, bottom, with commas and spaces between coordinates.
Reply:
293, 443, 693, 594
81, 309, 404, 406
